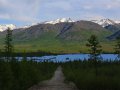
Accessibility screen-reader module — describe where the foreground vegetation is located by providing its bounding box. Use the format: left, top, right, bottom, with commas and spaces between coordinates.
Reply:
0, 28, 120, 90
62, 35, 120, 90
0, 59, 57, 90
62, 60, 120, 90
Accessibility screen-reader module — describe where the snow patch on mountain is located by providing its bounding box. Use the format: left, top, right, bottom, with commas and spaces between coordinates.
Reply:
0, 24, 16, 32
45, 18, 75, 24
1, 18, 120, 32
91, 19, 116, 27
114, 20, 120, 24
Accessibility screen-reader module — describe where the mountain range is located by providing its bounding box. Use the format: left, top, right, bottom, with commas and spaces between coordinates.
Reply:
1, 18, 119, 40
0, 18, 120, 53
1, 18, 120, 31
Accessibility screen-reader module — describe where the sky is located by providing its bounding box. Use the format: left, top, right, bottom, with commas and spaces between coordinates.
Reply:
0, 0, 120, 26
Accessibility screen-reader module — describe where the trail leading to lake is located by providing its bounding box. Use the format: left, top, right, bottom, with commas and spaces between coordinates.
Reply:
28, 66, 78, 90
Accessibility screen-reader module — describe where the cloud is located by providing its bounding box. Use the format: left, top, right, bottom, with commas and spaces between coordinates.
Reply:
0, 0, 40, 23
44, 1, 72, 11
83, 6, 93, 10
0, 0, 120, 25
105, 0, 120, 9
83, 13, 105, 20
0, 14, 11, 19
69, 0, 120, 10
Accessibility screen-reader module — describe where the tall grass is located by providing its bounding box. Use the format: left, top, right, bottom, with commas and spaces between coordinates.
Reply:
62, 60, 120, 90
0, 59, 58, 90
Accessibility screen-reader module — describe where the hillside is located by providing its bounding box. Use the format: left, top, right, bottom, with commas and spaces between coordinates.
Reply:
105, 24, 120, 32
107, 30, 120, 40
0, 19, 115, 53
105, 24, 120, 40
57, 21, 112, 41
0, 21, 112, 41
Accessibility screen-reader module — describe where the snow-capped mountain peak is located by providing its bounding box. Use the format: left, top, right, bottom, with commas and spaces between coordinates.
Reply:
0, 24, 16, 32
91, 19, 116, 27
45, 18, 75, 24
114, 20, 120, 24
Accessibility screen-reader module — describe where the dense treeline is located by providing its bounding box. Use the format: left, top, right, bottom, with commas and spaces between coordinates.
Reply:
62, 60, 120, 90
0, 51, 58, 57
0, 59, 57, 90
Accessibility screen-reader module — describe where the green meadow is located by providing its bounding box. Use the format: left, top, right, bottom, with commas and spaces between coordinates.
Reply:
0, 40, 115, 54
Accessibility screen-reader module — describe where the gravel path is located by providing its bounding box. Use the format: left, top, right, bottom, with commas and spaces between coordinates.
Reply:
28, 66, 78, 90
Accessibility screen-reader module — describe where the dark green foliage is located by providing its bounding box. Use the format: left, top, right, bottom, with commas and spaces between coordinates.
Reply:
86, 35, 102, 75
0, 61, 14, 90
86, 35, 102, 60
0, 60, 57, 90
115, 36, 120, 60
4, 28, 13, 61
62, 60, 120, 90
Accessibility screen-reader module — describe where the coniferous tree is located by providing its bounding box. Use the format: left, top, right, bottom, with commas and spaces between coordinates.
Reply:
86, 35, 102, 75
115, 36, 120, 60
0, 49, 2, 61
4, 28, 13, 61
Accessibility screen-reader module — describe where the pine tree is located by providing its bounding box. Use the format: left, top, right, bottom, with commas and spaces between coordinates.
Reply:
4, 28, 13, 61
86, 35, 102, 75
115, 36, 120, 60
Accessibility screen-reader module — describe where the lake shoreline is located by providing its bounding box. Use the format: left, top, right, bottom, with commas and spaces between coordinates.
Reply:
14, 54, 119, 62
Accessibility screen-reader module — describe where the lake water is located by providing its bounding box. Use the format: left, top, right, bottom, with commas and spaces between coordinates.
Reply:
16, 54, 119, 62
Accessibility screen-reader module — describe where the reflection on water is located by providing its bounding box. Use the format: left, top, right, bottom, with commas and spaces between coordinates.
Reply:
16, 54, 119, 62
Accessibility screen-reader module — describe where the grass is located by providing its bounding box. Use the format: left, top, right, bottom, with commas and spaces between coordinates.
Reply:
0, 59, 58, 90
0, 40, 115, 54
62, 60, 120, 90
0, 29, 115, 54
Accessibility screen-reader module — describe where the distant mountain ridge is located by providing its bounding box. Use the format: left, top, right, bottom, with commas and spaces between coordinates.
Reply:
1, 18, 120, 32
0, 18, 120, 53
0, 18, 120, 41
0, 19, 112, 42
91, 19, 120, 40
91, 19, 120, 27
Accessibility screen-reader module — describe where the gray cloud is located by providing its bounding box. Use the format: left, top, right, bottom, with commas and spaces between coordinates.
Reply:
0, 0, 120, 25
0, 0, 40, 23
44, 1, 72, 11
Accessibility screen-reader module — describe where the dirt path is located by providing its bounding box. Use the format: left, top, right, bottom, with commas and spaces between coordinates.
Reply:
28, 66, 78, 90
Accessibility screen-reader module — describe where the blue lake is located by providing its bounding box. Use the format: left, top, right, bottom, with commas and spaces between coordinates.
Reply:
16, 54, 119, 62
